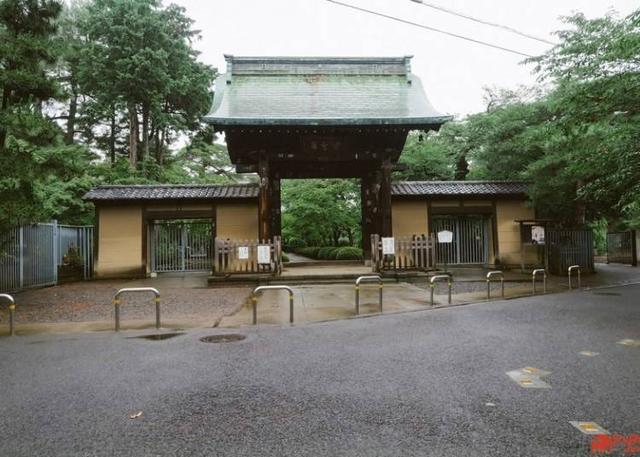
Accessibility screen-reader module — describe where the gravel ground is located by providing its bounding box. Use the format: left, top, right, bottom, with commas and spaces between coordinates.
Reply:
0, 279, 250, 325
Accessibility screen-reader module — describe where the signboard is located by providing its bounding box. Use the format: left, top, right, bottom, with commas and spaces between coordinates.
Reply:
531, 225, 545, 245
237, 246, 249, 260
437, 230, 453, 243
381, 237, 395, 255
257, 245, 271, 264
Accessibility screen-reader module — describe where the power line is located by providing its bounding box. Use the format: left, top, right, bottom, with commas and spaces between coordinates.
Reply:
409, 0, 556, 45
325, 0, 534, 58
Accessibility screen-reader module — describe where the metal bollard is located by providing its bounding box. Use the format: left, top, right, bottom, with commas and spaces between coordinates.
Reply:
354, 275, 383, 315
532, 269, 547, 294
113, 287, 161, 331
0, 294, 16, 336
430, 274, 452, 306
486, 271, 505, 300
568, 265, 581, 290
252, 285, 294, 325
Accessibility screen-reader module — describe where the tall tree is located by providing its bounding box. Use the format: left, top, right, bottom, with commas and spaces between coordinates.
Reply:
0, 0, 95, 232
77, 0, 215, 170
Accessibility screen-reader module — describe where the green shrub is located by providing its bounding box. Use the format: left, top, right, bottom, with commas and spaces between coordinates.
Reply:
317, 246, 336, 259
298, 247, 321, 258
282, 253, 290, 263
335, 246, 364, 261
285, 238, 307, 252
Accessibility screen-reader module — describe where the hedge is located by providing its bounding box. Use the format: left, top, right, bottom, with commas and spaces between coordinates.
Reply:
295, 246, 363, 261
335, 246, 364, 260
317, 246, 338, 260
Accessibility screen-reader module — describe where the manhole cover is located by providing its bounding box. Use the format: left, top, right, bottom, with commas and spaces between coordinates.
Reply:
592, 292, 621, 296
131, 332, 185, 341
200, 334, 246, 343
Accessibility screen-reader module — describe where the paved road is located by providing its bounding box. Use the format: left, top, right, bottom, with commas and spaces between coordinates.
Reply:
0, 285, 638, 456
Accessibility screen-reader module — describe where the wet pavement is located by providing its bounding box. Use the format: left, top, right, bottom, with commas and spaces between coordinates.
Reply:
0, 274, 250, 335
0, 284, 638, 456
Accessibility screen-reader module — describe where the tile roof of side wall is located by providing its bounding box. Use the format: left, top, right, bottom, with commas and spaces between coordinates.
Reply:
84, 181, 528, 202
204, 56, 452, 127
84, 184, 259, 201
391, 181, 529, 197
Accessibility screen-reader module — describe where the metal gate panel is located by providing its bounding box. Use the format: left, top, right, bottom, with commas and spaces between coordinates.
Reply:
433, 215, 488, 265
607, 231, 637, 266
151, 220, 213, 272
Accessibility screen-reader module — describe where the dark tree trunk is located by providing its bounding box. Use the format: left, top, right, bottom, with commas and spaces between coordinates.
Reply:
109, 112, 116, 165
141, 103, 150, 161
128, 103, 138, 168
455, 154, 470, 180
156, 128, 165, 166
64, 81, 78, 145
575, 180, 586, 227
0, 86, 9, 148
332, 228, 340, 246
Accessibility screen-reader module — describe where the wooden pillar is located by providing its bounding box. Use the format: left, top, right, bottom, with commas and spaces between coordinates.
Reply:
361, 170, 381, 259
269, 177, 281, 238
361, 174, 372, 259
258, 158, 270, 240
380, 159, 393, 237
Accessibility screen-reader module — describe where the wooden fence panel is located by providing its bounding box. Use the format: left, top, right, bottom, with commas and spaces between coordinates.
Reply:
371, 234, 436, 273
213, 236, 282, 275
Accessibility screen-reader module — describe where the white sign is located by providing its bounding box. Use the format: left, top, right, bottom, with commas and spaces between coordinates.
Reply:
257, 245, 271, 264
237, 246, 249, 260
531, 225, 545, 245
437, 230, 453, 243
382, 237, 395, 255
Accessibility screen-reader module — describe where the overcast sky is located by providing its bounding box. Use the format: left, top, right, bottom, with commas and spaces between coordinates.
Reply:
171, 0, 636, 117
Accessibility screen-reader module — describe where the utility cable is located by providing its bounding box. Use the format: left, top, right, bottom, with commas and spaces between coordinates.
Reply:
326, 0, 534, 58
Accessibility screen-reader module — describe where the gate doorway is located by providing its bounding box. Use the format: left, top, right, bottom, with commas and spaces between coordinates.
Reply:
432, 215, 489, 265
150, 220, 213, 272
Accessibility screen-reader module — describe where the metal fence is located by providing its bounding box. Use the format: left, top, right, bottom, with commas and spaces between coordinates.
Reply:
0, 222, 93, 292
547, 230, 594, 275
607, 230, 637, 266
431, 215, 489, 265
150, 220, 213, 272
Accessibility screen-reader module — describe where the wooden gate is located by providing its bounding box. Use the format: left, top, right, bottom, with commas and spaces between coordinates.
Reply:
371, 234, 436, 273
213, 237, 283, 275
607, 231, 637, 266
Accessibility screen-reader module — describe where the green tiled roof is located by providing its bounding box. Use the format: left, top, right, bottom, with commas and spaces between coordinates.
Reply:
204, 56, 451, 127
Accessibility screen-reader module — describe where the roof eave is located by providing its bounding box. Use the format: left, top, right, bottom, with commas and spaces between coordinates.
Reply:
203, 116, 453, 128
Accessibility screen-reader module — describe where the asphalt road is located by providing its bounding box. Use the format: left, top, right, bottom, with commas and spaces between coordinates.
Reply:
0, 284, 638, 456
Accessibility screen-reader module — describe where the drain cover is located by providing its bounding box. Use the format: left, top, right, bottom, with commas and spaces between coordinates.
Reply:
200, 334, 246, 343
131, 332, 185, 341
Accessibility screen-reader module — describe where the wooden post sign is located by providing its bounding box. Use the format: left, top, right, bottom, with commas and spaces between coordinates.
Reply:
382, 237, 395, 255
257, 244, 271, 264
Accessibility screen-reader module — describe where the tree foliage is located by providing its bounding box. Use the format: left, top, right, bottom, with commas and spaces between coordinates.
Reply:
407, 9, 640, 229
0, 0, 95, 233
282, 179, 360, 247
